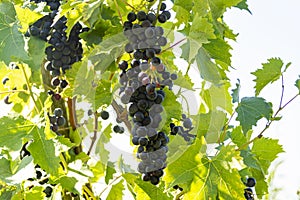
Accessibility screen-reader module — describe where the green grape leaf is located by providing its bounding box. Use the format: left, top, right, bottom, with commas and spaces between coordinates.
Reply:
236, 97, 273, 134
134, 179, 173, 200
184, 146, 245, 199
201, 81, 233, 114
252, 137, 284, 174
15, 6, 43, 33
180, 16, 216, 62
27, 37, 46, 72
0, 116, 35, 151
193, 111, 227, 143
231, 79, 241, 103
252, 58, 284, 96
54, 176, 78, 194
88, 33, 126, 72
164, 138, 202, 188
117, 156, 135, 174
94, 79, 113, 109
240, 150, 261, 170
105, 162, 117, 184
195, 48, 223, 83
95, 124, 112, 164
162, 89, 182, 123
234, 0, 252, 14
295, 76, 300, 94
231, 126, 247, 148
208, 0, 243, 19
24, 186, 45, 199
173, 0, 191, 26
0, 2, 29, 64
203, 38, 232, 66
0, 157, 12, 183
90, 161, 105, 182
106, 180, 124, 200
27, 127, 60, 176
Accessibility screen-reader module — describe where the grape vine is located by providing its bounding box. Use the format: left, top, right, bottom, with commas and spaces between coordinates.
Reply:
0, 0, 299, 200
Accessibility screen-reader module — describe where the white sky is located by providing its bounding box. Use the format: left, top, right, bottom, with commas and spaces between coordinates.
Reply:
224, 0, 300, 199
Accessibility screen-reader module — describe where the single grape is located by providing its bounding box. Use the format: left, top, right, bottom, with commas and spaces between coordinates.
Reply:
53, 108, 63, 117
160, 2, 167, 11
170, 73, 178, 80
43, 186, 53, 198
113, 125, 121, 133
51, 77, 60, 87
57, 116, 66, 126
150, 176, 159, 185
139, 137, 148, 146
60, 80, 68, 89
119, 60, 128, 71
158, 14, 167, 23
100, 110, 109, 120
137, 11, 147, 21
183, 118, 193, 129
127, 12, 137, 22
147, 13, 156, 23
246, 177, 256, 187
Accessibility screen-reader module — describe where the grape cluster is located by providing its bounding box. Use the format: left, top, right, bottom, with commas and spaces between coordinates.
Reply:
48, 108, 66, 133
243, 177, 256, 200
26, 12, 56, 41
30, 0, 61, 11
44, 18, 87, 77
170, 114, 195, 142
125, 84, 168, 185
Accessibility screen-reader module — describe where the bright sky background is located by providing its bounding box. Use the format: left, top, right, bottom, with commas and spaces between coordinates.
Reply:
224, 0, 300, 199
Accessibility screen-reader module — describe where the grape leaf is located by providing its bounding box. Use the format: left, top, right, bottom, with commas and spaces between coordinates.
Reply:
230, 126, 247, 148
180, 16, 216, 62
195, 48, 223, 83
27, 37, 46, 72
161, 88, 182, 126
0, 157, 12, 183
27, 127, 60, 176
54, 176, 78, 194
15, 6, 42, 33
231, 79, 240, 103
234, 0, 252, 14
236, 97, 273, 134
24, 186, 45, 199
134, 178, 173, 200
203, 38, 232, 66
105, 162, 117, 184
95, 124, 113, 164
0, 116, 35, 151
185, 146, 245, 199
117, 156, 135, 174
208, 0, 243, 19
106, 179, 124, 200
201, 81, 233, 114
0, 2, 29, 64
94, 79, 113, 109
90, 161, 105, 182
252, 137, 284, 174
164, 138, 202, 188
295, 76, 300, 94
252, 58, 284, 96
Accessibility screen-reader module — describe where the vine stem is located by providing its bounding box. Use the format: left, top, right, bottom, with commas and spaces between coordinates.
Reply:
236, 91, 299, 151
20, 65, 39, 113
0, 90, 26, 94
121, 0, 136, 10
114, 0, 123, 25
218, 111, 236, 144
87, 111, 99, 156
112, 99, 132, 131
67, 97, 78, 130
98, 175, 122, 197
67, 166, 91, 178
159, 38, 187, 55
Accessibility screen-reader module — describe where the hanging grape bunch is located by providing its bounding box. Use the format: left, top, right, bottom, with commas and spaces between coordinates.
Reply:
117, 1, 187, 185
243, 177, 256, 200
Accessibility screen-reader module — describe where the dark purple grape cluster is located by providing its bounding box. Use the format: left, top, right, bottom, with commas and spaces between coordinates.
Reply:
123, 7, 170, 61
26, 12, 55, 41
48, 108, 66, 133
44, 18, 87, 77
243, 177, 256, 200
170, 114, 195, 141
124, 85, 169, 185
30, 0, 61, 11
